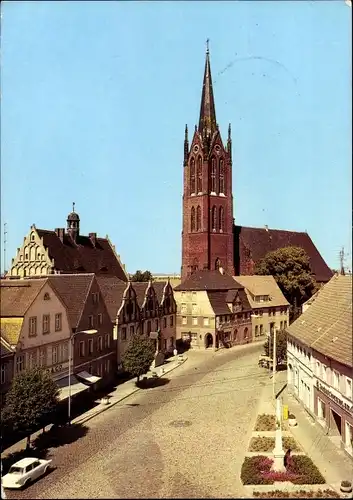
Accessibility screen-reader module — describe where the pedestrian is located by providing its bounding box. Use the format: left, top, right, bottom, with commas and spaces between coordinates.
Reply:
173, 348, 178, 357
284, 448, 291, 469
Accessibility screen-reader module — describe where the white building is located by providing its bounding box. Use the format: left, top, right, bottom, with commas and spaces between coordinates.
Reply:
287, 274, 353, 457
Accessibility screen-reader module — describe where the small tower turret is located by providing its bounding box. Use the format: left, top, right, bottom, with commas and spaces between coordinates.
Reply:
184, 124, 189, 166
67, 202, 80, 242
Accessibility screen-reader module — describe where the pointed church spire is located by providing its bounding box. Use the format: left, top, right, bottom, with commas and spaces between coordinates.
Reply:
198, 40, 217, 138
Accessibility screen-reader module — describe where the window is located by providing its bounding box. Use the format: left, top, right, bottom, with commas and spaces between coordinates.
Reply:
182, 316, 187, 325
347, 378, 352, 398
203, 317, 209, 326
211, 206, 217, 231
333, 370, 340, 390
62, 343, 68, 361
181, 303, 187, 314
211, 158, 216, 192
97, 363, 102, 376
55, 313, 62, 331
79, 341, 85, 358
170, 315, 173, 327
98, 336, 103, 351
280, 321, 283, 330
190, 158, 196, 194
130, 325, 135, 336
89, 315, 94, 328
42, 315, 50, 334
155, 319, 159, 331
28, 351, 37, 368
219, 207, 224, 232
44, 292, 50, 300
98, 313, 103, 325
1, 364, 5, 384
197, 157, 202, 192
105, 334, 110, 349
192, 317, 198, 326
259, 324, 263, 335
255, 325, 259, 336
284, 320, 287, 328
192, 303, 197, 314
259, 310, 263, 317
163, 317, 167, 328
164, 339, 167, 350
244, 327, 248, 339
191, 206, 196, 232
196, 206, 201, 231
39, 348, 46, 367
107, 359, 110, 373
88, 339, 94, 355
16, 355, 24, 373
52, 345, 58, 364
219, 159, 225, 194
146, 320, 152, 334
121, 327, 127, 341
29, 317, 37, 336
92, 292, 99, 304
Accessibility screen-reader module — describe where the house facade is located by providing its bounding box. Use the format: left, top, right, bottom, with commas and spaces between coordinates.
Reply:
287, 274, 352, 457
0, 337, 15, 403
6, 207, 128, 281
234, 276, 290, 340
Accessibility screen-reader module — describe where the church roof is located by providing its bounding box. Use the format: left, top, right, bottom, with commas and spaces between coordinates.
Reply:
287, 274, 352, 368
36, 228, 128, 281
234, 225, 333, 283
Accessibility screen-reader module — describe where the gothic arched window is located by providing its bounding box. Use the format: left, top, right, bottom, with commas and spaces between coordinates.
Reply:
211, 206, 217, 231
191, 206, 196, 232
190, 158, 196, 194
196, 206, 201, 231
197, 157, 202, 193
219, 159, 225, 194
211, 158, 216, 193
219, 206, 225, 232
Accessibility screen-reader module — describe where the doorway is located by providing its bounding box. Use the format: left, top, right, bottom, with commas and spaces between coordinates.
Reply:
205, 333, 213, 349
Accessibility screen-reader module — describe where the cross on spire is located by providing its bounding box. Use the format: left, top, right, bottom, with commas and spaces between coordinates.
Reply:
72, 202, 75, 213
206, 38, 210, 54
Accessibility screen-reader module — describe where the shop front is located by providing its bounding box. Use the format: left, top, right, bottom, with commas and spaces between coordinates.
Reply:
314, 379, 353, 457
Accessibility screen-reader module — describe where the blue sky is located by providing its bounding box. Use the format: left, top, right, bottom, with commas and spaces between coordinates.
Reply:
1, 1, 352, 274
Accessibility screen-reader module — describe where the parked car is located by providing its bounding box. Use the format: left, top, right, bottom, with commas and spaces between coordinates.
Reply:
2, 457, 52, 489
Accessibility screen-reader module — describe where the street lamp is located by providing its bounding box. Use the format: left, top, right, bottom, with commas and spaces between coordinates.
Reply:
68, 329, 97, 425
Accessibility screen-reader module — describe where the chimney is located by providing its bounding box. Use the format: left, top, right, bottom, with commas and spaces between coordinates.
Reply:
55, 228, 65, 242
89, 232, 97, 247
219, 266, 224, 275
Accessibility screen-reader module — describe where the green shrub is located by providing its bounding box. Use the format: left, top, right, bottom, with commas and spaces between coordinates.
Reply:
288, 456, 326, 485
253, 489, 339, 498
249, 436, 301, 452
254, 414, 276, 431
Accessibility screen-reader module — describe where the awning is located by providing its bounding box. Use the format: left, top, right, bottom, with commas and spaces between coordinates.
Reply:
56, 375, 90, 401
76, 371, 101, 385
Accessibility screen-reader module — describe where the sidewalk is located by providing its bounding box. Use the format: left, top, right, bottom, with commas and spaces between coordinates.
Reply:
258, 369, 353, 491
1, 354, 187, 459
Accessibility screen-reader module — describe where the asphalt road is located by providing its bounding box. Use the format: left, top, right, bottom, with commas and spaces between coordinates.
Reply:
5, 343, 269, 499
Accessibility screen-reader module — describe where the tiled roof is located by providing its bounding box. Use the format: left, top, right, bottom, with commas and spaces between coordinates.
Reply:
303, 289, 321, 307
207, 292, 232, 315
132, 282, 150, 308
152, 281, 167, 305
234, 275, 289, 308
234, 225, 333, 283
36, 229, 128, 281
0, 318, 24, 346
47, 274, 95, 329
175, 270, 242, 291
237, 289, 252, 311
287, 274, 352, 367
0, 279, 46, 316
96, 276, 128, 322
0, 335, 15, 357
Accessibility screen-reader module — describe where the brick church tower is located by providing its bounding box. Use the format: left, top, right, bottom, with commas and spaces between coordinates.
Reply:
181, 44, 234, 280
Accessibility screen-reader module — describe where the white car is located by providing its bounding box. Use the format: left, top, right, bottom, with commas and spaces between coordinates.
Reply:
2, 457, 52, 489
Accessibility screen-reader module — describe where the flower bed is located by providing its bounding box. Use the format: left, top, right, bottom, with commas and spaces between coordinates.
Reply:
249, 436, 301, 452
241, 455, 326, 485
253, 489, 339, 498
254, 414, 277, 431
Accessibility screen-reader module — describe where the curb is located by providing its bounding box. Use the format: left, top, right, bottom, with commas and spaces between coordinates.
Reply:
73, 356, 188, 426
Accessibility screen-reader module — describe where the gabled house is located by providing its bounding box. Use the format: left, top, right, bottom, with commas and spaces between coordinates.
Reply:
6, 207, 128, 281
153, 281, 177, 352
0, 337, 15, 403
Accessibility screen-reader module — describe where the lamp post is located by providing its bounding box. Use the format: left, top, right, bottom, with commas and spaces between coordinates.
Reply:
68, 329, 97, 425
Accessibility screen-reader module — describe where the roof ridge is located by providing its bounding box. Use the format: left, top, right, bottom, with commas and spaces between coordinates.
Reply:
239, 224, 308, 235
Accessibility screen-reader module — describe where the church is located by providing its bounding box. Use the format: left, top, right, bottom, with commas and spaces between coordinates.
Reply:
181, 45, 333, 285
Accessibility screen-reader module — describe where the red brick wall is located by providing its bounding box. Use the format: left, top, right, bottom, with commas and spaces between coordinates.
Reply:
181, 131, 234, 279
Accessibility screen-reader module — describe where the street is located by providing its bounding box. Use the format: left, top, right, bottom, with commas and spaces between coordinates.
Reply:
5, 343, 269, 499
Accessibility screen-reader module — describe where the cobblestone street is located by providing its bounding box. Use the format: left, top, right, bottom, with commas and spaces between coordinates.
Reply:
5, 343, 268, 499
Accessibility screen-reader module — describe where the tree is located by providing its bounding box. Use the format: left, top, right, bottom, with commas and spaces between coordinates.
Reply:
130, 270, 153, 282
264, 329, 287, 364
122, 334, 156, 383
3, 367, 60, 448
254, 246, 318, 321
